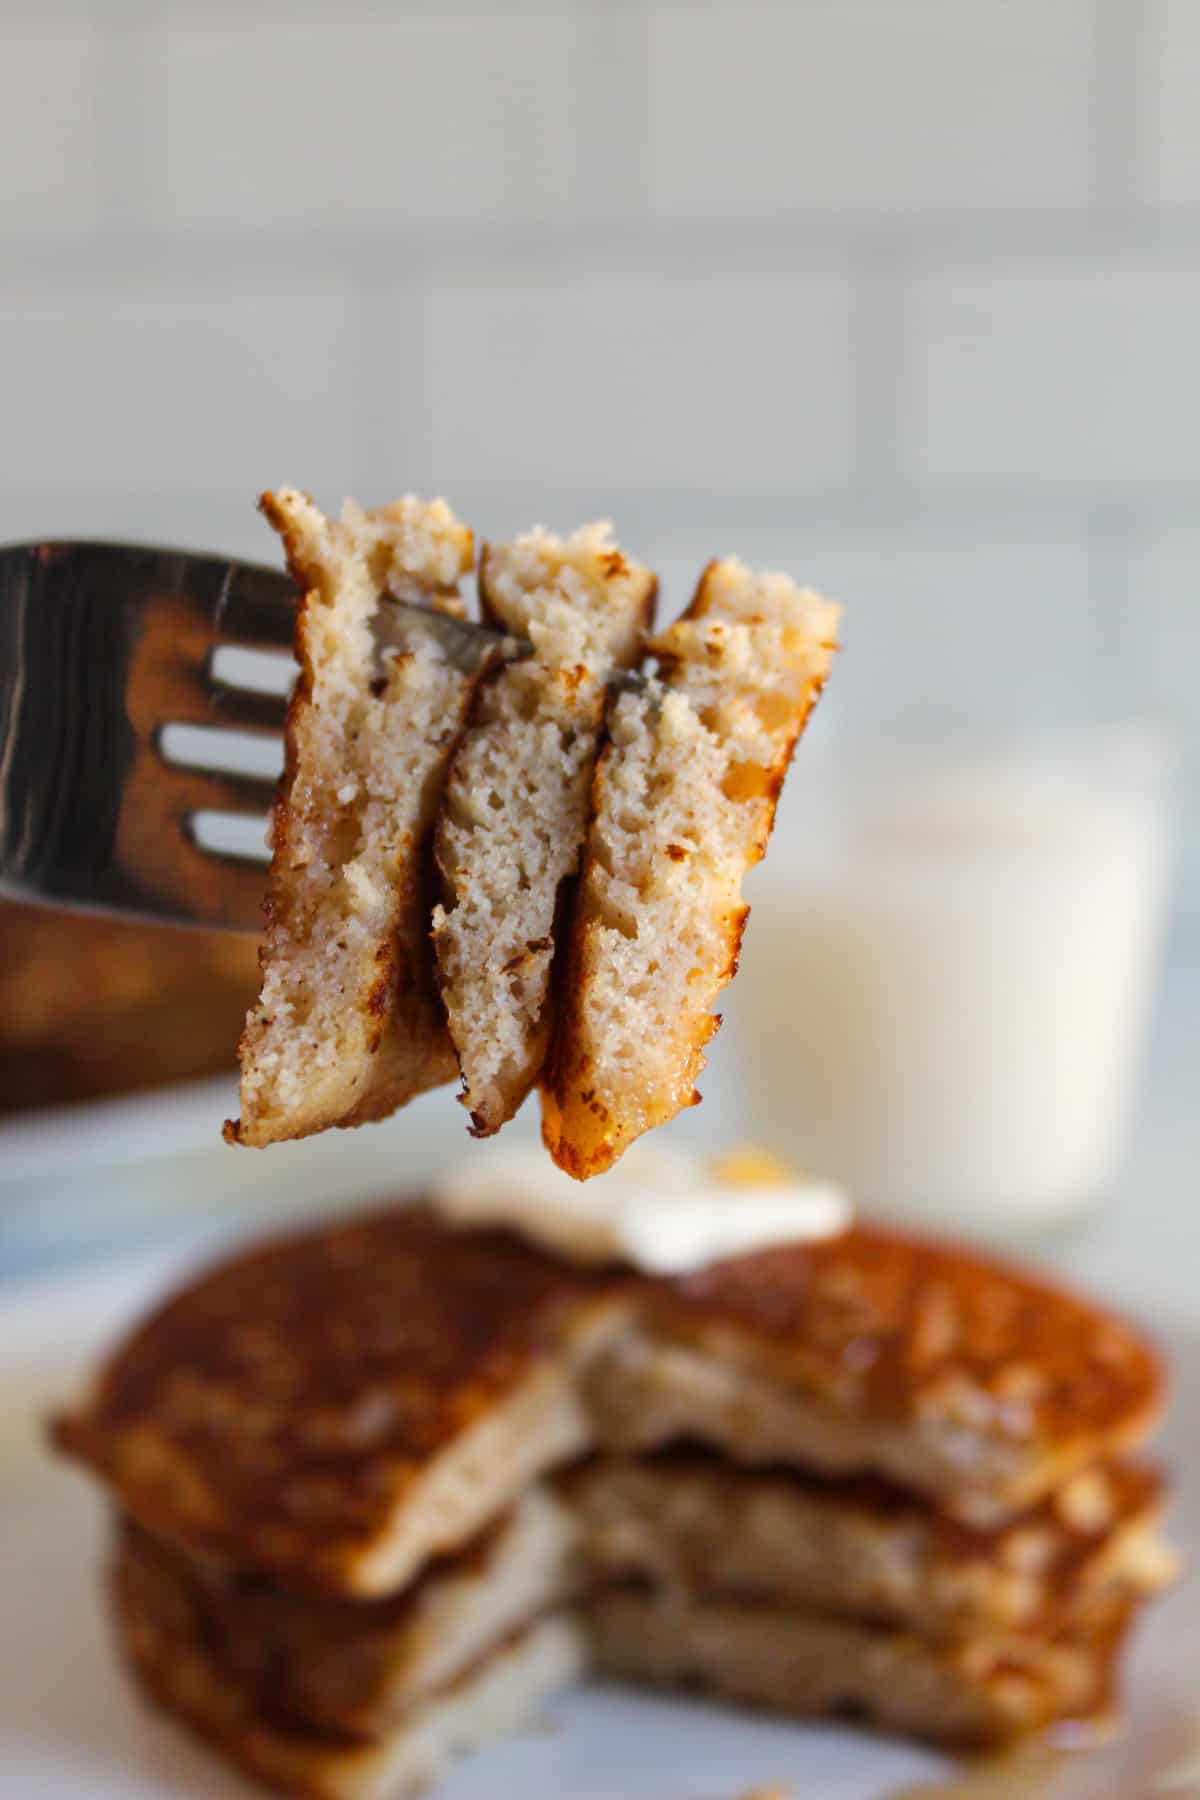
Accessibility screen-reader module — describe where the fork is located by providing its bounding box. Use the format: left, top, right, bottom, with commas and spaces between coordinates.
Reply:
0, 541, 509, 933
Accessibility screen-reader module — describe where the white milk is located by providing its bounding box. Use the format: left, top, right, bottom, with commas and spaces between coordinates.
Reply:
735, 735, 1172, 1238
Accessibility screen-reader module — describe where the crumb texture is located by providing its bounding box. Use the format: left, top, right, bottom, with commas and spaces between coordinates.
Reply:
543, 559, 839, 1178
231, 489, 476, 1146
433, 525, 655, 1136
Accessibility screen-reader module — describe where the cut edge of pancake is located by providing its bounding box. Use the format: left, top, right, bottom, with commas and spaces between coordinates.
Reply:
588, 1586, 1133, 1752
114, 1527, 585, 1800
228, 490, 477, 1147
116, 1483, 583, 1742
350, 1313, 612, 1599
580, 1322, 1166, 1529
432, 525, 656, 1138
566, 1451, 1177, 1645
542, 558, 840, 1179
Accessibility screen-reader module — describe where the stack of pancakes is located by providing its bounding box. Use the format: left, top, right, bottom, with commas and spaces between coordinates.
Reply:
53, 1206, 1175, 1797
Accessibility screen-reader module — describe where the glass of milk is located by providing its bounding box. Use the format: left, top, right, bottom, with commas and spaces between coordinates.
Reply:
733, 726, 1173, 1241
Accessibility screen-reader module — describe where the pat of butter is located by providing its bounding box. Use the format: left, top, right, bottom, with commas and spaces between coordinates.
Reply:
434, 1143, 851, 1275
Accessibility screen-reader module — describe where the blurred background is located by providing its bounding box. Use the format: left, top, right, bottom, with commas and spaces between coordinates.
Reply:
0, 1, 1196, 1291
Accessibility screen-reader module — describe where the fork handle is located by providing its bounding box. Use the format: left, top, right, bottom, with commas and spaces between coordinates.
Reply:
0, 545, 141, 917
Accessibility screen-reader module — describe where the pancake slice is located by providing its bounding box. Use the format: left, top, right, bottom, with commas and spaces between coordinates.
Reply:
542, 560, 839, 1178
52, 1206, 627, 1598
114, 1523, 584, 1800
589, 1586, 1134, 1752
568, 1452, 1176, 1645
433, 526, 655, 1137
228, 490, 481, 1147
586, 1227, 1164, 1526
115, 1486, 581, 1740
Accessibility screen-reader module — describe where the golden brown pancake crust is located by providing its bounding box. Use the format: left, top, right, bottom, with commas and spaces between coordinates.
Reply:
111, 1528, 580, 1800
647, 1225, 1162, 1471
115, 1509, 527, 1741
54, 1208, 623, 1591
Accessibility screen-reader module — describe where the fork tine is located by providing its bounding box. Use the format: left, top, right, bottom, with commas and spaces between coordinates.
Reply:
129, 651, 291, 734
152, 663, 291, 735
110, 740, 272, 930
153, 760, 281, 817
206, 682, 291, 733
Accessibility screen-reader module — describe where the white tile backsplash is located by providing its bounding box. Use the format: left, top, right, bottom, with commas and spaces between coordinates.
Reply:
908, 255, 1200, 488
0, 0, 1198, 913
829, 520, 1096, 738
0, 277, 357, 499
0, 21, 100, 236
417, 261, 853, 493
154, 10, 579, 231
647, 1, 1091, 219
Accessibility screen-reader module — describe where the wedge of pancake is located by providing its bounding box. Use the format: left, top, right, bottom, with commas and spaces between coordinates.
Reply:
542, 560, 840, 1179
53, 1207, 628, 1597
432, 525, 655, 1137
568, 1451, 1174, 1645
114, 1522, 584, 1800
229, 490, 488, 1147
588, 1587, 1135, 1752
585, 1225, 1163, 1527
114, 1486, 581, 1741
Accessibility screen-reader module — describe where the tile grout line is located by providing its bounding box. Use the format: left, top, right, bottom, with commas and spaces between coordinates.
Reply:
7, 211, 1200, 289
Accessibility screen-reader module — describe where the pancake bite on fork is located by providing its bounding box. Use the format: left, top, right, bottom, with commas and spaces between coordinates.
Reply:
433, 525, 655, 1138
229, 490, 482, 1147
543, 559, 839, 1178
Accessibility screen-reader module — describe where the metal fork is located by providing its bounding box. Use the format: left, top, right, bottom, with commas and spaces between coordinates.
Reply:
0, 541, 509, 933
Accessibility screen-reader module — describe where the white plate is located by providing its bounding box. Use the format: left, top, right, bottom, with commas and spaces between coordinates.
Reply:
2, 1238, 1198, 1800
